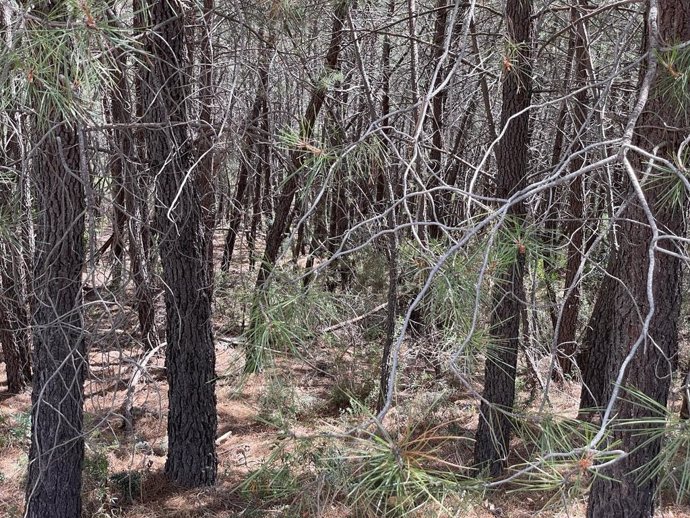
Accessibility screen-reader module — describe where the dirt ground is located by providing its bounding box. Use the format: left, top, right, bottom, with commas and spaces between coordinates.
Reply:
3, 344, 690, 517
2, 235, 690, 517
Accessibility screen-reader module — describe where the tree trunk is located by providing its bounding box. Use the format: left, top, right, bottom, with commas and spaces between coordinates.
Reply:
104, 76, 128, 290
585, 1, 689, 516
0, 5, 32, 392
247, 2, 348, 372
0, 240, 32, 393
23, 1, 87, 515
473, 0, 532, 478
222, 36, 274, 270
196, 0, 216, 278
555, 3, 590, 377
26, 122, 86, 518
24, 7, 87, 515
144, 0, 217, 486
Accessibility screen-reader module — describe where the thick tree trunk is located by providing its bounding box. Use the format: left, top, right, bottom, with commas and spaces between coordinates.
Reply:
473, 0, 532, 478
26, 122, 86, 518
23, 3, 86, 516
584, 2, 689, 516
144, 0, 217, 486
25, 99, 86, 518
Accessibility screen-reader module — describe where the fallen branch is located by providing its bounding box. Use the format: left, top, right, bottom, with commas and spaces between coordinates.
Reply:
121, 342, 166, 434
321, 303, 387, 334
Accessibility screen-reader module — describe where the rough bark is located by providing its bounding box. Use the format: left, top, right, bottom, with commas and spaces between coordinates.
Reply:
26, 120, 86, 518
473, 0, 532, 478
584, 2, 689, 516
109, 12, 158, 349
144, 0, 217, 486
555, 4, 590, 377
25, 66, 86, 518
22, 3, 87, 516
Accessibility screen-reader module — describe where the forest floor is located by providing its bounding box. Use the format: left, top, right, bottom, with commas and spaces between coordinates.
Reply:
2, 333, 690, 517
1, 235, 690, 517
0, 350, 592, 518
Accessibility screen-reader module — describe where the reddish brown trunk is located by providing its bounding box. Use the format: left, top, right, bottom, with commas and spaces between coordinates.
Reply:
584, 2, 689, 516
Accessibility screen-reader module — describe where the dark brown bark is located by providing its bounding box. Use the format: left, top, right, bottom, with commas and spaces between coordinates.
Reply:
109, 11, 158, 349
473, 0, 532, 478
25, 8, 87, 515
584, 2, 689, 516
144, 0, 217, 486
555, 4, 590, 377
26, 121, 86, 518
22, 1, 88, 514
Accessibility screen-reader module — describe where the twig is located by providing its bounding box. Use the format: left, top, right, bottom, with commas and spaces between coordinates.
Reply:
121, 342, 167, 434
321, 303, 388, 334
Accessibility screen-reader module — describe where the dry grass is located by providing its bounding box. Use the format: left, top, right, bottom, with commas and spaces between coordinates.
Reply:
2, 234, 690, 517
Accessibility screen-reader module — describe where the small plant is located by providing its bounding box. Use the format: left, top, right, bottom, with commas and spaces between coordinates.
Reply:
619, 388, 690, 505
327, 352, 377, 413
395, 239, 491, 379
501, 38, 530, 91
242, 463, 297, 501
344, 405, 475, 516
109, 470, 143, 503
507, 414, 604, 509
656, 43, 690, 115
83, 448, 110, 488
239, 442, 313, 509
244, 274, 341, 372
0, 411, 31, 449
258, 374, 299, 427
82, 447, 116, 517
